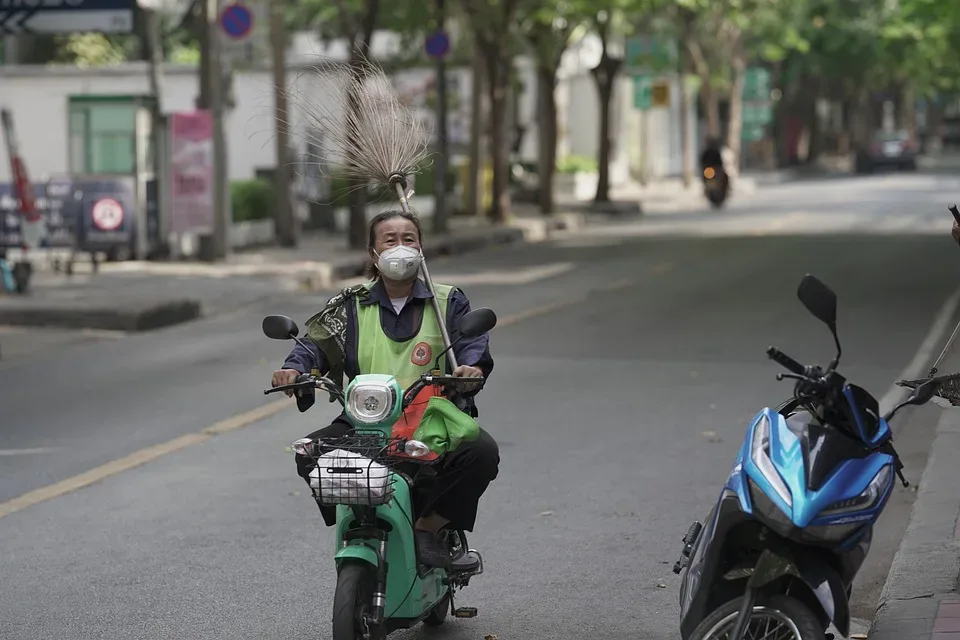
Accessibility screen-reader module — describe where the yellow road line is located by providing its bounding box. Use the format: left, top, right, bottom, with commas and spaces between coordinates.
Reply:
0, 267, 661, 520
0, 398, 290, 520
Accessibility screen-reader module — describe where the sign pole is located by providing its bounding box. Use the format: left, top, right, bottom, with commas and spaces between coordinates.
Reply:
207, 0, 228, 259
427, 1, 450, 233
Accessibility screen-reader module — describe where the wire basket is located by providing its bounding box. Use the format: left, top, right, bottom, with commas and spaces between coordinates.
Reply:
308, 432, 406, 506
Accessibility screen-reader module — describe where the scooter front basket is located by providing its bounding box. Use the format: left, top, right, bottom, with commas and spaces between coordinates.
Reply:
308, 433, 406, 506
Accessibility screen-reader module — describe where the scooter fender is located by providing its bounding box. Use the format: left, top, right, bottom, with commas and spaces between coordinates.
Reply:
679, 488, 754, 639
745, 548, 850, 638
334, 544, 380, 569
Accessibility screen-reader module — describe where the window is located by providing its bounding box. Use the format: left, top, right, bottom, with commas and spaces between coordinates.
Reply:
67, 99, 138, 174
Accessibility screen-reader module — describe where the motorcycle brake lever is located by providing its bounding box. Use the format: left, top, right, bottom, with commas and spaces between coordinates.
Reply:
776, 373, 805, 382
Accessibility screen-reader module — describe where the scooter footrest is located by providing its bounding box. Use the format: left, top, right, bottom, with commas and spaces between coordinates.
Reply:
451, 550, 482, 573
454, 607, 478, 618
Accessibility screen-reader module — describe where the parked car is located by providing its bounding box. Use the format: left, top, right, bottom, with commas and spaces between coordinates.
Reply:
855, 129, 918, 173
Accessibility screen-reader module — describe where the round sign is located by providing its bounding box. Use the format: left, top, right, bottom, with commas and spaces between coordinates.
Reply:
425, 31, 450, 58
91, 198, 124, 231
220, 3, 253, 40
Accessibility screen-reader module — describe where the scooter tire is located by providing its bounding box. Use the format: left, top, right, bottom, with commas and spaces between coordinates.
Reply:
689, 594, 825, 640
423, 592, 450, 626
332, 561, 383, 640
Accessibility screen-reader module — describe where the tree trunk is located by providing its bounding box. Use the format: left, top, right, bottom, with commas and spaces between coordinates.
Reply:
467, 54, 484, 216
482, 47, 510, 222
591, 52, 622, 203
684, 28, 718, 139
678, 10, 695, 187
346, 0, 379, 249
701, 81, 721, 138
346, 49, 370, 250
536, 65, 558, 214
725, 51, 746, 173
898, 83, 916, 139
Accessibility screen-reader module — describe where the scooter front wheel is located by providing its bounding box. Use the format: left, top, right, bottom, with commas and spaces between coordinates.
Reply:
689, 594, 824, 640
332, 561, 384, 640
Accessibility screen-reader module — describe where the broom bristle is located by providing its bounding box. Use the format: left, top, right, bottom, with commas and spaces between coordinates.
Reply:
284, 55, 433, 193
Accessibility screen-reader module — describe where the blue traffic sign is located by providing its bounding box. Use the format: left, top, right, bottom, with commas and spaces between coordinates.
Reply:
425, 31, 450, 58
220, 3, 253, 40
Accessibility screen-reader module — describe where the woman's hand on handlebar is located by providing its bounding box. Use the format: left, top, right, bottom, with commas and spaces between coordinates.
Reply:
271, 368, 302, 397
451, 365, 484, 391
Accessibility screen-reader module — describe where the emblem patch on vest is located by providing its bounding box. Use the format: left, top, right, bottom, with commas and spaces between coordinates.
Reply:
411, 341, 432, 366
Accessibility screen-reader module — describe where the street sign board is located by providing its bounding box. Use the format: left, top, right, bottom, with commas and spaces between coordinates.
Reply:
220, 0, 267, 68
743, 67, 771, 101
742, 124, 766, 142
742, 102, 773, 126
625, 35, 677, 75
0, 0, 134, 36
651, 80, 670, 108
220, 2, 252, 39
633, 76, 652, 110
425, 30, 450, 58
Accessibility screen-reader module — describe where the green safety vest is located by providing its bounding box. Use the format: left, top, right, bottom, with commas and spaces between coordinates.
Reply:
356, 282, 454, 390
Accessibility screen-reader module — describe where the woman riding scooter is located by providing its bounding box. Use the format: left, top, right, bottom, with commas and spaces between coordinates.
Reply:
270, 209, 500, 570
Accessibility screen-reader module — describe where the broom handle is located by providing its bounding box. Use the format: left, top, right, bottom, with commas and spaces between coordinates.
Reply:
394, 180, 458, 370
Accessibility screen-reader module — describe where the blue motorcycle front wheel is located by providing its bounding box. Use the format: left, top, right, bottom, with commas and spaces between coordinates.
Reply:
690, 595, 824, 640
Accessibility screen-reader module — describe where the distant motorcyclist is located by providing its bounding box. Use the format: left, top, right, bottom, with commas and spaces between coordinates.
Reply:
270, 209, 499, 569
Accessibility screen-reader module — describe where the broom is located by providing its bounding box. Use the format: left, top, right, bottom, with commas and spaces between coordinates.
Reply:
285, 56, 458, 368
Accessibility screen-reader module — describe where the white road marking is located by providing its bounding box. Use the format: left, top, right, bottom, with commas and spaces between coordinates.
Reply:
878, 286, 960, 415
0, 448, 59, 456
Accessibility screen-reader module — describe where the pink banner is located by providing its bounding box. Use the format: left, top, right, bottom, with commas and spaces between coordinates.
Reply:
169, 110, 214, 234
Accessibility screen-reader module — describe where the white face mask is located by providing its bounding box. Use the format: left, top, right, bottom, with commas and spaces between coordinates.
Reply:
374, 245, 422, 281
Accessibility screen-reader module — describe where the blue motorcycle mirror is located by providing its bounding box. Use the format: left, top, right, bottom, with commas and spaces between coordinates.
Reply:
263, 314, 300, 340
797, 274, 842, 368
797, 275, 837, 328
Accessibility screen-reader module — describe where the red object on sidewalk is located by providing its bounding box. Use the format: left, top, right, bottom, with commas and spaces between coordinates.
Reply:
1, 108, 40, 251
10, 155, 38, 223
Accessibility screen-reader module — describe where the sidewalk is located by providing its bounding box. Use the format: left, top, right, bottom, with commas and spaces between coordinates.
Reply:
868, 342, 960, 639
0, 214, 572, 333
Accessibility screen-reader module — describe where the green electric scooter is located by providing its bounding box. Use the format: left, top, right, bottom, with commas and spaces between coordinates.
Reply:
262, 307, 497, 639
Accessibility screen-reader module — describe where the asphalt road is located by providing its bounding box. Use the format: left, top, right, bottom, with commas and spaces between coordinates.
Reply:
2, 172, 960, 639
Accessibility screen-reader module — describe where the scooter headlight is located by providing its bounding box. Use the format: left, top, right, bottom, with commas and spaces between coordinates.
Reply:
346, 381, 398, 425
750, 415, 793, 508
819, 464, 893, 517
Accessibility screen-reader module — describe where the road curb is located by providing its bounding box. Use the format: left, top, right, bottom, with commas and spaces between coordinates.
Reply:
868, 301, 960, 640
0, 299, 202, 332
867, 408, 960, 639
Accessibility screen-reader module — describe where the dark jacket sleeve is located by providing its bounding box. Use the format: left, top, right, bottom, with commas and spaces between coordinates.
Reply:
281, 338, 326, 374
446, 288, 494, 379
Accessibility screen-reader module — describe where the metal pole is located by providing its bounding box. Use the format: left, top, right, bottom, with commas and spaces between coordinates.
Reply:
432, 0, 448, 234
207, 0, 228, 259
270, 0, 297, 246
393, 179, 457, 368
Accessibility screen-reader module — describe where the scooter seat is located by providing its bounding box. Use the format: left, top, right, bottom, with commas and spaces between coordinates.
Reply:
450, 550, 481, 573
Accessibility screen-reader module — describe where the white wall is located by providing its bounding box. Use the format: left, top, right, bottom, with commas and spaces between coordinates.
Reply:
0, 63, 286, 183
0, 30, 694, 188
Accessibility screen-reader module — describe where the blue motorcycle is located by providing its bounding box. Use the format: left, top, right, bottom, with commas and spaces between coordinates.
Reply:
673, 274, 936, 640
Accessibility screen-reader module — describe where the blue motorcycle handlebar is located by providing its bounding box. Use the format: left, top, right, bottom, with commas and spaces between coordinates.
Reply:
766, 346, 809, 376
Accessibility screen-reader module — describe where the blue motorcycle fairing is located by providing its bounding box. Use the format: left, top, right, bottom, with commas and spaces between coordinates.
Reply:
842, 384, 891, 446
743, 408, 896, 529
678, 489, 748, 639
677, 487, 855, 639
